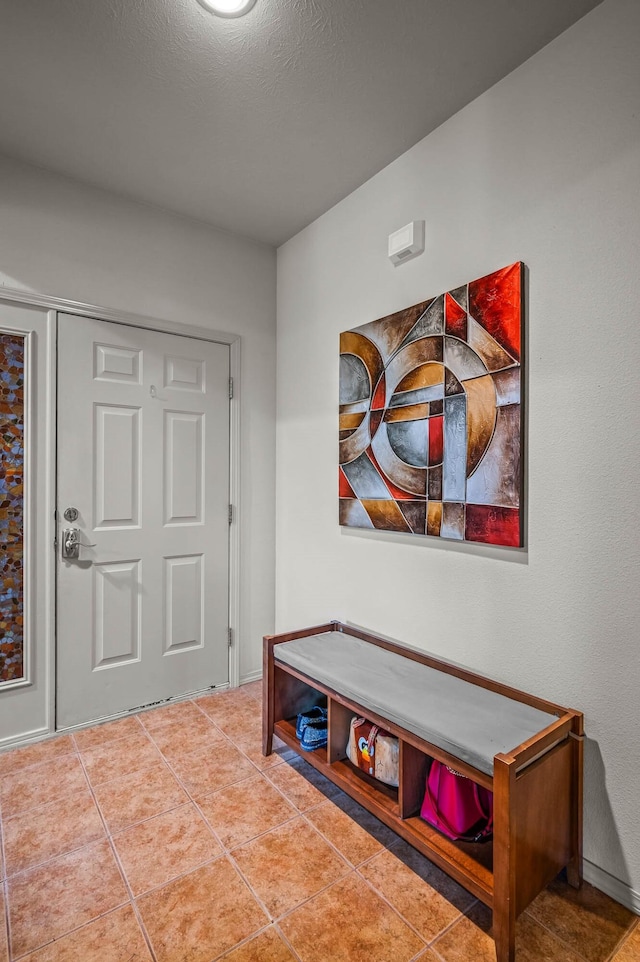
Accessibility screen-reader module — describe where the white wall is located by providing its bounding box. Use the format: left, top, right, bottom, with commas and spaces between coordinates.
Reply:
0, 155, 276, 713
277, 0, 640, 905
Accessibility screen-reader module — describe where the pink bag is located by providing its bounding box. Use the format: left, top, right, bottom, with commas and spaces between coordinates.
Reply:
420, 761, 493, 842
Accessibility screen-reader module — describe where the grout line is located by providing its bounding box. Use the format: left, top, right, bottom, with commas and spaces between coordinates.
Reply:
271, 922, 306, 962
352, 864, 431, 948
0, 796, 13, 962
427, 902, 476, 950
0, 693, 267, 961
143, 716, 360, 937
75, 737, 159, 962
272, 867, 362, 926
84, 755, 170, 794
145, 731, 281, 928
8, 903, 133, 962
521, 908, 596, 962
0, 743, 79, 781
297, 804, 372, 871
137, 714, 280, 932
2, 834, 109, 884
207, 921, 277, 962
2, 783, 98, 827
0, 691, 518, 962
0, 762, 91, 823
72, 718, 147, 753
607, 918, 640, 962
604, 918, 640, 962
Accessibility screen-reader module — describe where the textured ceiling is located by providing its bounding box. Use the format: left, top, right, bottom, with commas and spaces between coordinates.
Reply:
0, 0, 602, 246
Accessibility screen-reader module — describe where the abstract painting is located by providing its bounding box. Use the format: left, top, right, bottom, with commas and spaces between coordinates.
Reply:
0, 333, 25, 682
339, 262, 523, 547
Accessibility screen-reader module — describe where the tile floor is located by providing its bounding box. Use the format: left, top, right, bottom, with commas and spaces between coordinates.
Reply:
0, 682, 637, 961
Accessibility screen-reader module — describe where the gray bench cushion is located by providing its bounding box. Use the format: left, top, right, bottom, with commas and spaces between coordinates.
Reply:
275, 631, 558, 776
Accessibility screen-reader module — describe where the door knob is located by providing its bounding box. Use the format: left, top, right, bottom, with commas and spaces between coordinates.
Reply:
61, 527, 96, 560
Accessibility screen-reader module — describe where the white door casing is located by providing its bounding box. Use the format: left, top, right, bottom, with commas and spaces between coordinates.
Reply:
56, 314, 230, 729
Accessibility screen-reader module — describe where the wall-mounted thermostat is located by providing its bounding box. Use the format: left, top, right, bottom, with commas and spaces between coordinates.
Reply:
388, 220, 425, 266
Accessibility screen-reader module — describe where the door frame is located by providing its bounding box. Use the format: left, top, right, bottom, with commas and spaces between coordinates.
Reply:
0, 286, 241, 736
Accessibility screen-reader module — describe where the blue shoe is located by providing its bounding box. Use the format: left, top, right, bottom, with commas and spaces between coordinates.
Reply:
300, 718, 328, 751
296, 706, 328, 740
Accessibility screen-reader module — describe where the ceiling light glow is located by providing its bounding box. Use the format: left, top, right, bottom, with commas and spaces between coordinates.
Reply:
196, 0, 257, 16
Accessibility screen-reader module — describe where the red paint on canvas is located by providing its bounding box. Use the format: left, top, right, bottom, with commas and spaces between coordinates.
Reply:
339, 467, 357, 499
371, 374, 386, 411
429, 415, 443, 466
468, 263, 521, 361
465, 504, 521, 547
369, 409, 383, 439
445, 293, 467, 339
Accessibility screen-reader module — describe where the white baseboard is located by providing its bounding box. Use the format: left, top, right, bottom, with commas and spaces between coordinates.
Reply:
240, 669, 262, 685
584, 859, 640, 915
0, 727, 51, 753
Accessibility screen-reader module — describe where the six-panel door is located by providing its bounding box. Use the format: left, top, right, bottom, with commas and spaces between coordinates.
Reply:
56, 314, 230, 728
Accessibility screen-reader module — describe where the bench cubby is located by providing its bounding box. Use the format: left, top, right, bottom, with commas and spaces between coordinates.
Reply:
263, 621, 583, 962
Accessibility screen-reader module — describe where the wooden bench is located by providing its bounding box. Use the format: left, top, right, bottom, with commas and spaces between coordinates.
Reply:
263, 621, 584, 962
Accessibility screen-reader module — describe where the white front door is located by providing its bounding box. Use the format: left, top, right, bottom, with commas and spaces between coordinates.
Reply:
56, 314, 230, 729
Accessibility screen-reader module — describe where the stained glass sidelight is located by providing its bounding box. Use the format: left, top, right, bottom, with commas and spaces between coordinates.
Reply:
0, 333, 25, 682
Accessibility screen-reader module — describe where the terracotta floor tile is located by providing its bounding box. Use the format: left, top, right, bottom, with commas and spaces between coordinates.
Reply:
0, 889, 7, 962
136, 858, 268, 962
265, 757, 345, 811
334, 793, 400, 848
93, 762, 188, 833
306, 799, 384, 866
7, 838, 129, 958
428, 902, 497, 962
433, 901, 589, 962
527, 878, 636, 962
0, 754, 88, 817
611, 924, 640, 961
80, 731, 163, 786
198, 774, 297, 849
3, 787, 105, 876
0, 736, 76, 778
359, 843, 473, 940
515, 912, 597, 962
216, 711, 263, 741
146, 713, 227, 762
170, 742, 255, 797
220, 926, 297, 961
73, 715, 143, 751
113, 801, 222, 896
138, 700, 206, 730
240, 679, 263, 701
20, 905, 153, 962
280, 873, 425, 962
196, 690, 259, 728
232, 816, 350, 918
232, 729, 292, 770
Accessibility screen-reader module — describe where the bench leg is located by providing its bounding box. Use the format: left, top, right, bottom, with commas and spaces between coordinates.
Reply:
567, 729, 584, 889
494, 909, 516, 962
566, 857, 582, 890
493, 754, 517, 962
262, 637, 275, 756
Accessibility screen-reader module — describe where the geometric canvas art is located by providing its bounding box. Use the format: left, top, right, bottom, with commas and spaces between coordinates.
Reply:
0, 332, 25, 682
339, 262, 523, 547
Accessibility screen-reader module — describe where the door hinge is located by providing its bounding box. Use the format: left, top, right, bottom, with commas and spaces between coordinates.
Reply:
228, 627, 234, 648
229, 377, 234, 400
228, 504, 233, 524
